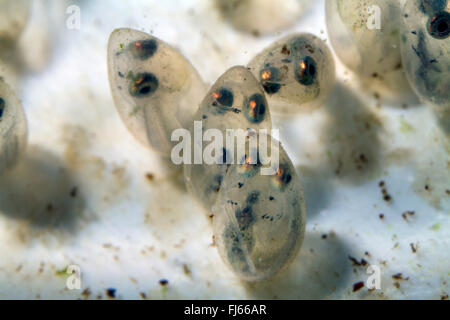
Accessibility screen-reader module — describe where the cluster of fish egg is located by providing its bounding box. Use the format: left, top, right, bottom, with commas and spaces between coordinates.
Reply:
107, 28, 335, 281
326, 0, 449, 112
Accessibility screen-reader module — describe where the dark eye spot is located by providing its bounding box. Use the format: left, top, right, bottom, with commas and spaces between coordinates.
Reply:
129, 39, 158, 60
212, 88, 234, 107
244, 93, 266, 124
295, 56, 317, 86
128, 72, 159, 97
271, 164, 292, 191
428, 11, 450, 39
260, 67, 281, 94
0, 97, 5, 119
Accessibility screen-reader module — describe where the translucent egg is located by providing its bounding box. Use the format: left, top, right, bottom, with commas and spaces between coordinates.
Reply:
248, 33, 335, 114
0, 79, 27, 175
325, 0, 414, 101
107, 28, 207, 157
0, 0, 30, 44
326, 0, 402, 75
183, 66, 272, 211
216, 0, 309, 35
212, 133, 306, 281
400, 0, 450, 112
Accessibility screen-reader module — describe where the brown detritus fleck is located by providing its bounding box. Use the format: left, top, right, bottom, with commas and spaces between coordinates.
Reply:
379, 182, 392, 202
394, 282, 401, 289
353, 281, 364, 292
146, 173, 154, 182
392, 273, 409, 281
379, 213, 385, 220
410, 243, 418, 253
441, 294, 449, 300
159, 279, 169, 286
82, 288, 91, 299
402, 211, 416, 221
140, 292, 147, 299
349, 256, 368, 266
365, 251, 371, 257
183, 264, 191, 276
211, 235, 216, 247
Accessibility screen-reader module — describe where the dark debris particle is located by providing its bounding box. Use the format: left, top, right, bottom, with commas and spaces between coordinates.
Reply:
146, 173, 155, 181
82, 288, 91, 298
392, 273, 409, 281
446, 189, 450, 195
424, 184, 430, 191
379, 213, 385, 220
183, 264, 191, 276
238, 182, 244, 188
106, 288, 116, 298
348, 256, 368, 267
322, 234, 328, 239
383, 194, 392, 202
441, 294, 449, 300
353, 281, 364, 292
159, 279, 169, 286
140, 292, 147, 299
70, 187, 78, 198
46, 203, 54, 212
402, 210, 416, 221
379, 181, 385, 187
410, 243, 418, 253
394, 282, 401, 289
269, 196, 275, 201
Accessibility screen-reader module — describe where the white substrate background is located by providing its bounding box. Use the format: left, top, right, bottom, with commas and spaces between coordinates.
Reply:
0, 0, 448, 299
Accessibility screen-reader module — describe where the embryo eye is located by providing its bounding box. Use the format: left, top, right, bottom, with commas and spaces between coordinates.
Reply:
428, 11, 450, 39
244, 93, 266, 124
295, 56, 317, 86
129, 39, 158, 60
128, 72, 159, 97
212, 87, 234, 107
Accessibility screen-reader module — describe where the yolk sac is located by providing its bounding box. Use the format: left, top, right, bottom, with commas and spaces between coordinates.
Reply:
271, 164, 292, 191
129, 39, 158, 60
212, 88, 234, 107
428, 11, 450, 39
128, 72, 159, 97
244, 93, 266, 124
259, 67, 281, 94
0, 98, 5, 119
294, 56, 317, 86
